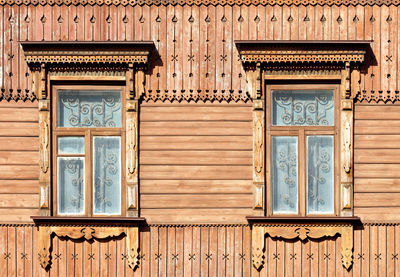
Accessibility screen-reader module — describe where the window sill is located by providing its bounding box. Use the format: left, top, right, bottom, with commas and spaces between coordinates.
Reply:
246, 216, 360, 224
31, 216, 147, 226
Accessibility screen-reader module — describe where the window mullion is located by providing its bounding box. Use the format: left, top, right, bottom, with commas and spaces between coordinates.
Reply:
298, 129, 306, 216
85, 129, 91, 216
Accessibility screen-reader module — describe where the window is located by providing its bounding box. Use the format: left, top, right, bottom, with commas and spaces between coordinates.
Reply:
52, 85, 125, 216
266, 84, 339, 216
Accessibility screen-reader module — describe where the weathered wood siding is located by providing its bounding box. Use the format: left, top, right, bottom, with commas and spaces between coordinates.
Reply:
1, 223, 399, 276
0, 101, 38, 223
354, 103, 400, 221
139, 102, 256, 223
0, 4, 399, 103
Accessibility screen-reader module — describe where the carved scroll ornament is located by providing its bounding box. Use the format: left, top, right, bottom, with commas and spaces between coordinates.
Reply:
251, 223, 354, 270
343, 121, 352, 173
38, 225, 140, 270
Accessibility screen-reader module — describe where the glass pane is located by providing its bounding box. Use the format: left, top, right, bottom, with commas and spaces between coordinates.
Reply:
307, 136, 334, 214
58, 137, 85, 154
93, 136, 121, 215
57, 157, 85, 215
58, 90, 121, 128
272, 136, 298, 214
272, 90, 334, 126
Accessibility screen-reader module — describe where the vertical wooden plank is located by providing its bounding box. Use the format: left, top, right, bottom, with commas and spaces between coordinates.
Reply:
175, 5, 183, 92
57, 238, 67, 277
331, 5, 340, 41
208, 226, 218, 277
319, 240, 327, 277
395, 225, 400, 277
389, 5, 397, 93
175, 227, 184, 277
225, 227, 234, 276
125, 6, 134, 41
192, 5, 200, 92
159, 227, 167, 277
215, 5, 224, 93
282, 5, 291, 41
232, 5, 241, 95
335, 235, 344, 277
273, 6, 282, 40
381, 5, 390, 96
223, 5, 232, 92
16, 227, 24, 277
68, 5, 77, 41
76, 5, 85, 41
234, 226, 243, 276
323, 6, 332, 41
379, 226, 387, 277
305, 6, 314, 41
140, 227, 150, 277
338, 5, 347, 40
208, 5, 216, 93
182, 4, 191, 92
157, 5, 166, 94
192, 227, 201, 276
302, 241, 310, 277
364, 5, 373, 96
76, 241, 84, 277
199, 4, 208, 93
24, 226, 32, 277
267, 237, 276, 277
293, 239, 302, 277
109, 240, 117, 277
3, 6, 11, 93
298, 5, 307, 41
310, 239, 319, 277
149, 5, 158, 92
66, 239, 75, 277
142, 5, 150, 41
117, 5, 125, 41
0, 226, 7, 277
150, 226, 158, 277
8, 226, 16, 277
248, 5, 257, 41
183, 227, 193, 277
387, 225, 395, 277
83, 238, 92, 277
285, 240, 293, 277
257, 5, 266, 41
10, 5, 19, 92
353, 229, 361, 277
373, 5, 381, 93
276, 239, 285, 277
165, 5, 174, 93
167, 226, 176, 277
200, 227, 209, 277
243, 226, 251, 277
291, 6, 299, 41
84, 5, 92, 41
32, 226, 40, 277
265, 6, 273, 40
370, 225, 378, 277
327, 238, 335, 277
0, 5, 4, 91
314, 5, 323, 41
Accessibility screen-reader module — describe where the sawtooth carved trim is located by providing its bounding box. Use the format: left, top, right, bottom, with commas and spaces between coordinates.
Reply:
251, 223, 354, 271
143, 89, 251, 102
38, 225, 140, 270
1, 0, 400, 6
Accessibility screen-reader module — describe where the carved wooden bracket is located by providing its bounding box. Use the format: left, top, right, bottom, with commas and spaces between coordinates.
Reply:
247, 217, 360, 271
33, 217, 145, 271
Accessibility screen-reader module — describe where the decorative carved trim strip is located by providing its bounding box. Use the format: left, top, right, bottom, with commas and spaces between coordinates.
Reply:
2, 0, 400, 7
25, 54, 149, 65
37, 225, 140, 270
143, 89, 251, 102
251, 223, 354, 271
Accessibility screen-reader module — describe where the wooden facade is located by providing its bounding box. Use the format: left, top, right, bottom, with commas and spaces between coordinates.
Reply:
0, 0, 399, 276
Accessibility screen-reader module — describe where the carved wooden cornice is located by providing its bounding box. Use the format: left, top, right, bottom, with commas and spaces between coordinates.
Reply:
21, 42, 154, 66
247, 217, 361, 271
32, 216, 146, 271
236, 41, 370, 65
2, 0, 400, 6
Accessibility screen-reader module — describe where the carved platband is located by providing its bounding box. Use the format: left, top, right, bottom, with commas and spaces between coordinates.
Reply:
251, 223, 354, 270
25, 54, 149, 65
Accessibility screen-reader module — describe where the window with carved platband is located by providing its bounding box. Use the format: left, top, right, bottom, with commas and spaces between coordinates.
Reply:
236, 40, 371, 271
22, 41, 154, 272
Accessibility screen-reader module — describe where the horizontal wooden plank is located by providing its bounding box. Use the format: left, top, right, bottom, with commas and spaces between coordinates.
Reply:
141, 194, 252, 208
0, 101, 37, 108
140, 106, 252, 121
141, 102, 252, 107
0, 108, 38, 122
0, 151, 38, 165
0, 122, 38, 136
354, 164, 400, 178
355, 193, 400, 207
0, 137, 38, 151
140, 180, 252, 194
0, 165, 38, 180
0, 194, 38, 208
354, 207, 400, 221
141, 208, 257, 224
0, 180, 39, 194
355, 126, 400, 135
355, 149, 400, 163
0, 208, 38, 223
140, 150, 251, 165
355, 105, 400, 119
354, 135, 400, 149
140, 165, 252, 180
140, 136, 252, 150
140, 121, 252, 136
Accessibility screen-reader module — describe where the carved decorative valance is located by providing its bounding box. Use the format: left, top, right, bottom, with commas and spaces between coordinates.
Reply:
32, 217, 145, 271
248, 217, 360, 270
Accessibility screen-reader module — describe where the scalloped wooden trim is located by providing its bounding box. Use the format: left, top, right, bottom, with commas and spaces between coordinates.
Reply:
1, 0, 400, 7
251, 223, 354, 271
38, 225, 140, 270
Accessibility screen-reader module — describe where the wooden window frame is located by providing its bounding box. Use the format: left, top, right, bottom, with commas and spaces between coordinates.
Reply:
265, 83, 340, 216
52, 84, 127, 217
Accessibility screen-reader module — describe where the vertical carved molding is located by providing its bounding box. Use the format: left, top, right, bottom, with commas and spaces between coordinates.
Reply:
38, 63, 51, 216
253, 99, 264, 210
340, 65, 355, 217
341, 225, 353, 270
38, 226, 51, 269
246, 64, 264, 212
